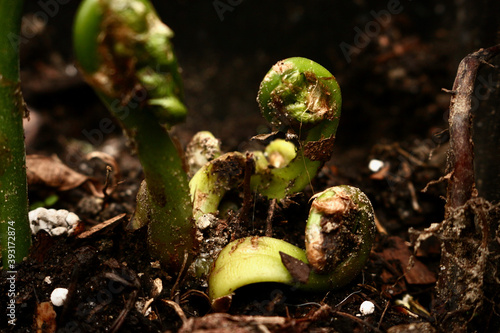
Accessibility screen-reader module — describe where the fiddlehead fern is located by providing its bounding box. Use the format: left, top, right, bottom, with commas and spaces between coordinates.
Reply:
73, 0, 196, 272
252, 57, 342, 199
208, 186, 376, 311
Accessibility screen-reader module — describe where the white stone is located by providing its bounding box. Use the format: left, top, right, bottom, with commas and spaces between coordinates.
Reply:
359, 300, 375, 315
368, 159, 385, 172
50, 288, 69, 307
29, 208, 80, 236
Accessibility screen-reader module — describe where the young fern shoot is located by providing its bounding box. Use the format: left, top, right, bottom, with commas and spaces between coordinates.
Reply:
185, 131, 222, 178
252, 57, 342, 199
190, 152, 247, 223
189, 58, 342, 220
208, 186, 376, 311
73, 0, 196, 272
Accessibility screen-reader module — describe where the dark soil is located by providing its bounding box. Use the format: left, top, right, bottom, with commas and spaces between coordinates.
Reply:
2, 0, 499, 332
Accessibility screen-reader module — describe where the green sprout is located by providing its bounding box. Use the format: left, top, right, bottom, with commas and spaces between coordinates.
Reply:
188, 148, 249, 281
185, 131, 222, 178
74, 2, 353, 297
187, 59, 343, 281
73, 0, 197, 272
190, 152, 247, 223
305, 185, 375, 276
0, 0, 32, 269
189, 58, 342, 220
208, 185, 376, 311
252, 57, 342, 199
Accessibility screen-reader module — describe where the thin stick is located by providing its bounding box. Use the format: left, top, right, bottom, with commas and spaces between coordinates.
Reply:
378, 300, 390, 330
76, 213, 126, 239
265, 199, 276, 237
170, 251, 189, 300
109, 270, 140, 333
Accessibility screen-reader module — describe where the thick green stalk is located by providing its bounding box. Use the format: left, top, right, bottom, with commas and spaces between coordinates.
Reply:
208, 186, 375, 310
122, 101, 196, 271
252, 57, 342, 199
73, 0, 196, 272
0, 0, 31, 269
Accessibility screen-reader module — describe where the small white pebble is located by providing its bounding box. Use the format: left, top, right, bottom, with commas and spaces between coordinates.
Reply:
44, 276, 52, 284
360, 300, 375, 315
196, 214, 217, 230
50, 288, 69, 307
29, 207, 80, 236
64, 64, 78, 76
368, 159, 385, 172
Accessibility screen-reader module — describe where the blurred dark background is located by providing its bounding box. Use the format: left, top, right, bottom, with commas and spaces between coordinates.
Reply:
19, 0, 500, 201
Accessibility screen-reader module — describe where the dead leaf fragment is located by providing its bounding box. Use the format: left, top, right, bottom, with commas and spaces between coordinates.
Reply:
27, 154, 89, 191
303, 135, 336, 161
34, 301, 56, 333
280, 251, 310, 284
26, 154, 112, 197
250, 131, 282, 144
379, 236, 436, 285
